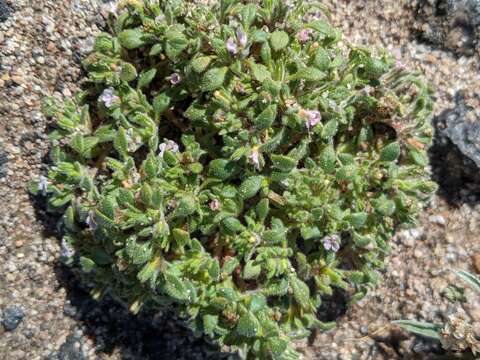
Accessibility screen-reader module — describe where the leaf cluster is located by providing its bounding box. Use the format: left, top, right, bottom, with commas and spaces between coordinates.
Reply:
33, 0, 436, 358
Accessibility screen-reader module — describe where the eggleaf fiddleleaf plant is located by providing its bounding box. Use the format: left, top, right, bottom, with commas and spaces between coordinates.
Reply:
32, 0, 436, 358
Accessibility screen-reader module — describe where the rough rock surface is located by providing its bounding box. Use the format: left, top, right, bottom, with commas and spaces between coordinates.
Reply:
435, 92, 480, 169
0, 0, 480, 359
413, 0, 480, 55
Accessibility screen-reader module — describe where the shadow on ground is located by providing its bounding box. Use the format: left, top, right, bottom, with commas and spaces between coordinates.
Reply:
28, 105, 480, 359
428, 110, 480, 207
30, 187, 225, 360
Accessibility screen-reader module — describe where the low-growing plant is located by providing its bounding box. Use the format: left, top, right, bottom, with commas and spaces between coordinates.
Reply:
31, 0, 437, 358
394, 270, 480, 356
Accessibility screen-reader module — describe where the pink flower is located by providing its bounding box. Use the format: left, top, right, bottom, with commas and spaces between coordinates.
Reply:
249, 149, 260, 170
99, 87, 119, 108
297, 29, 312, 43
226, 37, 238, 55
322, 234, 340, 252
300, 109, 321, 129
236, 27, 248, 48
159, 139, 179, 158
209, 200, 220, 211
170, 72, 181, 85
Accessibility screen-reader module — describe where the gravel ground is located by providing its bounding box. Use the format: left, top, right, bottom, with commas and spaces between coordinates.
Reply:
0, 1, 479, 359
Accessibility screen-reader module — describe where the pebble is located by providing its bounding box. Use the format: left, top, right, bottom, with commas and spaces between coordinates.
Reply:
2, 306, 25, 331
57, 334, 85, 360
429, 214, 446, 226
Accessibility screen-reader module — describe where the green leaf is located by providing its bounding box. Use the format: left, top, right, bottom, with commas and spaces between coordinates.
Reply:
348, 212, 368, 229
372, 196, 396, 216
456, 270, 480, 293
321, 119, 338, 139
392, 320, 441, 340
165, 31, 188, 59
222, 257, 239, 275
201, 67, 228, 92
290, 67, 326, 81
271, 154, 297, 172
248, 61, 271, 82
163, 273, 190, 302
208, 159, 237, 180
239, 176, 264, 200
149, 43, 162, 56
153, 93, 171, 116
262, 338, 288, 358
191, 56, 213, 73
172, 228, 191, 247
270, 30, 289, 51
113, 127, 129, 157
380, 142, 401, 162
236, 312, 260, 338
203, 314, 219, 337
241, 4, 257, 28
319, 145, 336, 173
79, 257, 96, 273
290, 276, 310, 309
243, 261, 262, 279
306, 20, 336, 39
313, 48, 331, 71
222, 217, 244, 234
256, 198, 269, 222
254, 104, 277, 131
120, 63, 138, 82
118, 28, 146, 49
137, 68, 157, 89
184, 102, 207, 121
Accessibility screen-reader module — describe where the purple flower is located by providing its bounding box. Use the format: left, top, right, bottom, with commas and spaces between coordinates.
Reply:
300, 109, 322, 129
86, 211, 97, 231
60, 238, 75, 258
297, 29, 311, 43
322, 234, 341, 252
170, 72, 181, 85
99, 87, 119, 108
38, 176, 48, 196
393, 49, 405, 70
395, 58, 405, 70
249, 149, 260, 170
209, 199, 220, 211
159, 139, 179, 158
236, 27, 248, 48
226, 37, 238, 55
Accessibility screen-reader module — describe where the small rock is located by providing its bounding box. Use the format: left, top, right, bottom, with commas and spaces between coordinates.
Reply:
2, 306, 25, 331
0, 0, 11, 22
58, 334, 85, 360
429, 214, 446, 226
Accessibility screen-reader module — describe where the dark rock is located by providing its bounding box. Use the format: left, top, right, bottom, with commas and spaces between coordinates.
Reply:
58, 334, 85, 360
0, 0, 11, 22
0, 150, 7, 178
414, 0, 480, 55
63, 302, 78, 318
2, 306, 25, 331
436, 92, 480, 168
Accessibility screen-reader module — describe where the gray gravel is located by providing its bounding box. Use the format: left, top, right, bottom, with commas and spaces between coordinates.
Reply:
1, 0, 479, 359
